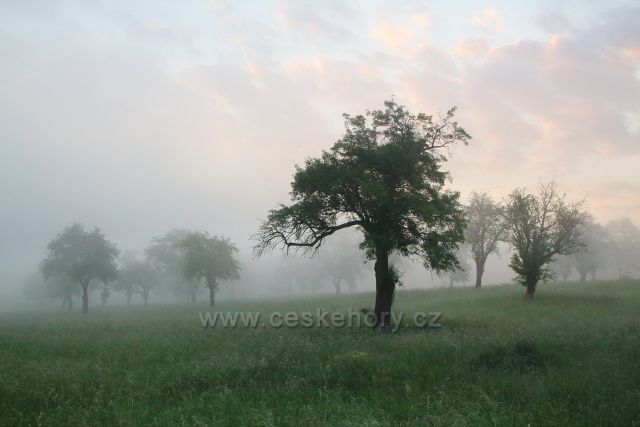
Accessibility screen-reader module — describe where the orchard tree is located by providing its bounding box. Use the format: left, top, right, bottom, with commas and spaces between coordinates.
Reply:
253, 100, 470, 327
40, 223, 119, 313
573, 220, 609, 281
551, 255, 574, 282
320, 233, 368, 294
605, 217, 640, 279
93, 279, 112, 306
503, 183, 587, 298
464, 192, 505, 288
441, 246, 471, 288
118, 252, 158, 305
146, 229, 199, 303
178, 232, 240, 307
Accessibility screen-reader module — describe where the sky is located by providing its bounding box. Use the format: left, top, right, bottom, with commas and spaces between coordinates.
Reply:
1, 0, 639, 280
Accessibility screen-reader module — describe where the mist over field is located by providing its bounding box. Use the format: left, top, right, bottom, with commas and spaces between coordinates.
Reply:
1, 1, 639, 425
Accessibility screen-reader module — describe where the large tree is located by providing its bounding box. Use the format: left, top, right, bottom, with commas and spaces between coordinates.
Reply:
253, 100, 470, 327
40, 223, 119, 313
178, 232, 240, 307
464, 192, 505, 288
502, 183, 587, 298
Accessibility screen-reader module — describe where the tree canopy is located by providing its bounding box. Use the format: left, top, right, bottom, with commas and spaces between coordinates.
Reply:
178, 232, 240, 307
253, 99, 470, 326
503, 183, 587, 297
40, 223, 119, 313
464, 192, 505, 288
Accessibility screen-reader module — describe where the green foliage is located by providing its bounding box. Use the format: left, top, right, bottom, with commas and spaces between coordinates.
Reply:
40, 223, 119, 289
464, 192, 505, 264
254, 99, 470, 273
145, 229, 191, 278
178, 232, 240, 289
502, 183, 588, 293
117, 256, 157, 302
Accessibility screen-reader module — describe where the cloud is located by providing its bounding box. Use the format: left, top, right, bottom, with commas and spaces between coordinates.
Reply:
1, 0, 639, 274
455, 37, 489, 58
411, 12, 431, 29
371, 24, 413, 49
470, 8, 503, 32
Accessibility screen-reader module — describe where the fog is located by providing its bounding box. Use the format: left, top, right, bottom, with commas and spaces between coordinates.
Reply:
1, 1, 639, 311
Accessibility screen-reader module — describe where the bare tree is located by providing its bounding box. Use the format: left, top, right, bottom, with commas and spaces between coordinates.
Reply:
502, 183, 588, 298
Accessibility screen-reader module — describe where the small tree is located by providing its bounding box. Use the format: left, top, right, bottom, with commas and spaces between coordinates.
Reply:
605, 218, 640, 279
119, 257, 157, 305
464, 192, 505, 288
442, 249, 470, 288
179, 232, 240, 307
551, 255, 574, 282
146, 229, 199, 303
321, 234, 368, 294
573, 220, 609, 281
93, 279, 112, 306
40, 223, 119, 313
253, 100, 470, 327
502, 183, 587, 298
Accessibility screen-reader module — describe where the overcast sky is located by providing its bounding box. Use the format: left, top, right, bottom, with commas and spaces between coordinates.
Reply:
1, 0, 639, 275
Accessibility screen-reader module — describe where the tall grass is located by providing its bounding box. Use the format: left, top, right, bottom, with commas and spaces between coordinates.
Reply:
1, 280, 639, 425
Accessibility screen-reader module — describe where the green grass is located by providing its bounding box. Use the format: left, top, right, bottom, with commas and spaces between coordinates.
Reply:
2, 280, 640, 426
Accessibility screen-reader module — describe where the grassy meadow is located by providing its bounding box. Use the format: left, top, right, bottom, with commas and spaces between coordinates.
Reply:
1, 280, 640, 426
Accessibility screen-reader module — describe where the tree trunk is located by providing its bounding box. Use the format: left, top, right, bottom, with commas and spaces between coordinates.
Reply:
475, 259, 484, 288
579, 272, 587, 282
81, 282, 89, 313
525, 280, 536, 298
208, 282, 216, 308
449, 276, 454, 288
63, 293, 73, 311
373, 248, 395, 328
333, 278, 342, 294
126, 292, 132, 305
190, 287, 197, 304
143, 292, 149, 306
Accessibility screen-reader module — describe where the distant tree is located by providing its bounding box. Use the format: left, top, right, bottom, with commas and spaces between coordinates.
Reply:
178, 232, 240, 307
551, 255, 574, 282
502, 183, 588, 298
464, 192, 505, 288
118, 256, 157, 305
441, 246, 471, 288
253, 100, 470, 328
23, 272, 79, 308
605, 218, 640, 279
146, 229, 199, 303
573, 220, 609, 281
40, 223, 119, 313
93, 279, 112, 306
320, 234, 368, 294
